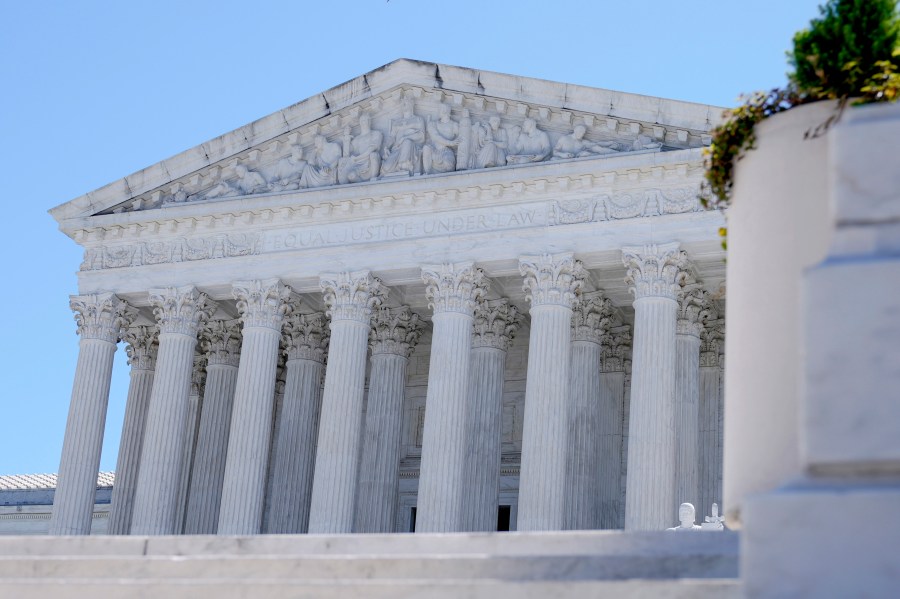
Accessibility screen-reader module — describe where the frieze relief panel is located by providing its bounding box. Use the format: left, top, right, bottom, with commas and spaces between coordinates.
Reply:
101, 86, 709, 215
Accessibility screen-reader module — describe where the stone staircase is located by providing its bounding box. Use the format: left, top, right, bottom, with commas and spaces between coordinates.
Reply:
0, 530, 740, 598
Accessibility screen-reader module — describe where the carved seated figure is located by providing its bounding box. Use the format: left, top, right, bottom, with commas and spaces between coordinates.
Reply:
381, 96, 425, 177
205, 164, 267, 199
553, 124, 618, 159
701, 503, 726, 531
631, 134, 663, 151
506, 118, 551, 165
337, 113, 383, 184
666, 502, 702, 531
423, 103, 459, 174
472, 115, 507, 169
298, 135, 342, 189
268, 145, 307, 191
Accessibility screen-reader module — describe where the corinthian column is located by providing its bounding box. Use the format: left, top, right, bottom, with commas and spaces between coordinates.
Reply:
265, 312, 329, 534
622, 243, 685, 530
517, 253, 585, 531
131, 286, 216, 535
699, 319, 724, 517
184, 320, 241, 533
564, 292, 612, 530
599, 326, 630, 529
50, 293, 137, 536
416, 263, 487, 533
674, 280, 708, 514
107, 325, 157, 535
217, 279, 293, 535
464, 299, 521, 532
356, 306, 423, 533
308, 271, 386, 534
174, 353, 205, 532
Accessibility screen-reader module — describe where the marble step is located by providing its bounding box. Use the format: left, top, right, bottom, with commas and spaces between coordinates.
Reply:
0, 551, 737, 581
0, 578, 742, 599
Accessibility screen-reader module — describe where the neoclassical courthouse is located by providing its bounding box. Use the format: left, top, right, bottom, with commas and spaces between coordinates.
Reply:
39, 60, 726, 537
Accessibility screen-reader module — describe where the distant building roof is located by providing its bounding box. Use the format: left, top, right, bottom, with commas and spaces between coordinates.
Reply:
0, 472, 114, 491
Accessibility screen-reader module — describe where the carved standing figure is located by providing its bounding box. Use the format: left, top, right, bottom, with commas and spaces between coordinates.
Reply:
506, 118, 551, 165
337, 113, 383, 184
268, 145, 307, 191
553, 124, 618, 159
381, 95, 425, 177
423, 103, 459, 174
472, 115, 508, 169
299, 135, 342, 189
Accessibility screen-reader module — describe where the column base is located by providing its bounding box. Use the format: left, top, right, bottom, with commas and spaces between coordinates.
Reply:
742, 478, 900, 598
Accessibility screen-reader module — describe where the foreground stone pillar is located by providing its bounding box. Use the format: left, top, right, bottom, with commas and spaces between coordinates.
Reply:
356, 307, 423, 533
599, 327, 630, 529
50, 293, 137, 536
564, 292, 611, 530
265, 312, 329, 534
107, 325, 157, 535
464, 299, 520, 532
308, 271, 386, 533
622, 243, 685, 530
517, 253, 585, 531
416, 263, 486, 533
183, 319, 241, 534
674, 283, 707, 513
174, 353, 205, 533
131, 286, 216, 535
698, 320, 724, 517
217, 279, 293, 535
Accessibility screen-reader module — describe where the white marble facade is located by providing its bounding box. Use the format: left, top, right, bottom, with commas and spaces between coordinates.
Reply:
47, 59, 726, 535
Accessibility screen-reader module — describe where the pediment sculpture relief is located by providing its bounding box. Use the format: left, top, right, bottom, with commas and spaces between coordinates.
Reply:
138, 92, 674, 212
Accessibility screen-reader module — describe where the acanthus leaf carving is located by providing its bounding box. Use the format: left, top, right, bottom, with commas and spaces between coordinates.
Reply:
148, 286, 217, 337
519, 252, 585, 308
69, 292, 138, 344
201, 318, 243, 367
421, 262, 487, 315
601, 325, 632, 373
232, 279, 294, 331
369, 306, 424, 357
472, 298, 522, 351
282, 311, 330, 364
122, 325, 159, 371
319, 270, 387, 324
191, 352, 207, 398
622, 243, 687, 301
571, 291, 613, 344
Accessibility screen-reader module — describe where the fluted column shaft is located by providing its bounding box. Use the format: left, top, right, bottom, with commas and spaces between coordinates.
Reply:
599, 370, 626, 528
131, 287, 215, 535
50, 294, 136, 536
623, 244, 684, 530
107, 326, 157, 535
218, 279, 293, 535
698, 327, 724, 517
565, 340, 603, 529
674, 331, 701, 510
416, 263, 486, 533
174, 357, 204, 533
357, 307, 422, 533
308, 271, 386, 533
517, 253, 585, 531
265, 312, 329, 534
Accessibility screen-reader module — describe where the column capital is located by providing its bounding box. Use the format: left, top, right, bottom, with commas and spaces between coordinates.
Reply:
519, 252, 586, 308
148, 286, 217, 337
622, 243, 687, 301
233, 279, 294, 330
122, 325, 158, 371
677, 274, 711, 339
320, 270, 387, 324
69, 293, 138, 343
472, 298, 522, 351
283, 312, 330, 363
370, 306, 424, 357
571, 291, 613, 344
422, 262, 487, 315
601, 325, 632, 373
201, 319, 242, 367
700, 318, 725, 367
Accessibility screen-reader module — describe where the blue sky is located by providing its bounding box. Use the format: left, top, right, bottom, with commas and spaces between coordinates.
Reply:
0, 0, 823, 474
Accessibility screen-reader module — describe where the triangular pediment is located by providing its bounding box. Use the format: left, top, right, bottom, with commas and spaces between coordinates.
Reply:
49, 59, 721, 222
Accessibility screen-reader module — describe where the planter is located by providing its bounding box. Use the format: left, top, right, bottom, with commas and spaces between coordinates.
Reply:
722, 101, 837, 528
